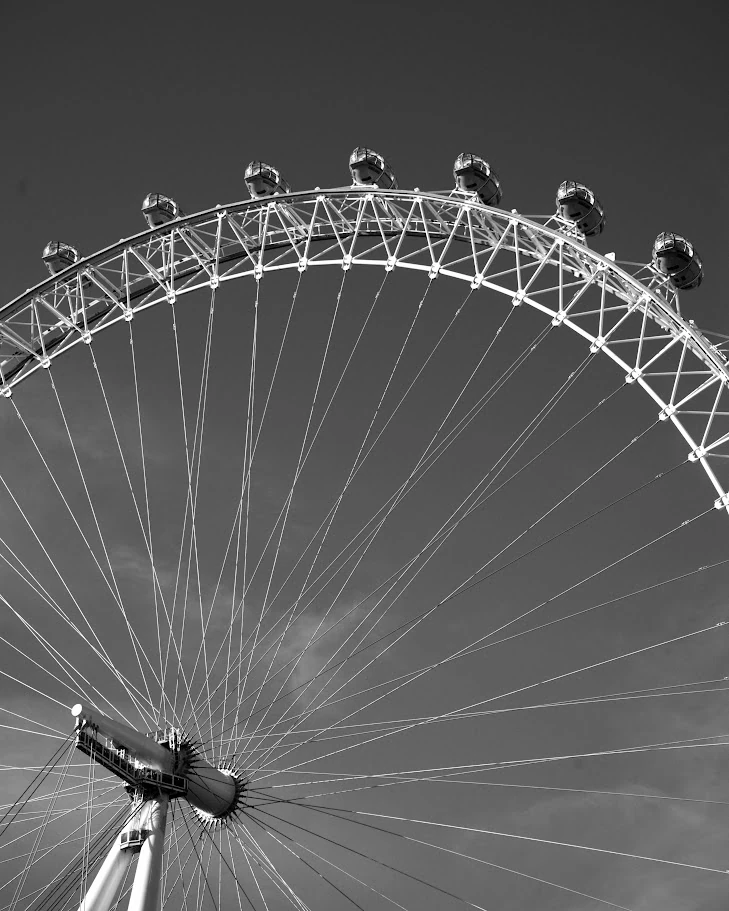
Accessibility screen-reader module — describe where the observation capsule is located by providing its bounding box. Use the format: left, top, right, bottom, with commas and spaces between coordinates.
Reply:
652, 232, 703, 291
245, 161, 291, 199
349, 147, 397, 189
42, 241, 80, 275
453, 153, 502, 206
142, 193, 180, 228
556, 181, 605, 236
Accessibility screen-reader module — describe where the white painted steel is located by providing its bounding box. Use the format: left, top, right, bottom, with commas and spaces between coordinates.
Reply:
2, 186, 727, 908
127, 797, 168, 911
72, 704, 238, 818
77, 832, 134, 911
72, 704, 173, 773
2, 188, 728, 512
185, 767, 237, 821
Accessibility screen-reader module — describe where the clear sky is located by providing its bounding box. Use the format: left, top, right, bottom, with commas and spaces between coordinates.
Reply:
0, 2, 727, 909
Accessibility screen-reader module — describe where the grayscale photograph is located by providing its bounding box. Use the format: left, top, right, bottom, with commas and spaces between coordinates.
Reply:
0, 2, 726, 909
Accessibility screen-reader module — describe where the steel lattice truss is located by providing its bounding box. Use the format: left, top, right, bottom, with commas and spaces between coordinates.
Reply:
3, 187, 729, 508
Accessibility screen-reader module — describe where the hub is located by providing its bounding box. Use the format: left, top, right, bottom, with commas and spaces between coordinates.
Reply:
189, 766, 247, 827
71, 704, 246, 820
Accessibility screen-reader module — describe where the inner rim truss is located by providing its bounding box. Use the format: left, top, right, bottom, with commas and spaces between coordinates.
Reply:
2, 187, 729, 512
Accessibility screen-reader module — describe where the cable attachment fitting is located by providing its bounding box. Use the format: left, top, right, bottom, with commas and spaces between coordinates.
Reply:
714, 491, 729, 510
625, 367, 643, 384
688, 444, 707, 462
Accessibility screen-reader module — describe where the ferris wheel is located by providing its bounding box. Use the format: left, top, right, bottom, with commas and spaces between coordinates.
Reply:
1, 147, 727, 911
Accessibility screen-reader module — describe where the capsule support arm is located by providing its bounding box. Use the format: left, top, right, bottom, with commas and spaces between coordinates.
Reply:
71, 704, 174, 773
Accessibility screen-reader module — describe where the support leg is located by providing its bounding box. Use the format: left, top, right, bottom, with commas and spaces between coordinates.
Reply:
78, 832, 134, 911
127, 795, 169, 911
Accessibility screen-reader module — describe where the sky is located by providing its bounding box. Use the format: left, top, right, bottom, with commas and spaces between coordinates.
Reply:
0, 1, 728, 909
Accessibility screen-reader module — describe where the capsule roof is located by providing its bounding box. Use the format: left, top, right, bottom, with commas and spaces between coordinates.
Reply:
244, 161, 291, 198
142, 193, 180, 228
653, 231, 695, 258
349, 147, 397, 189
556, 180, 595, 205
652, 232, 704, 291
142, 192, 178, 212
556, 180, 605, 237
452, 152, 502, 206
245, 160, 281, 181
42, 241, 78, 261
42, 241, 80, 275
453, 153, 492, 179
349, 147, 385, 168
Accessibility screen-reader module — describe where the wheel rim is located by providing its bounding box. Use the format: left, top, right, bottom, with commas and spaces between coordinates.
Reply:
1, 189, 728, 910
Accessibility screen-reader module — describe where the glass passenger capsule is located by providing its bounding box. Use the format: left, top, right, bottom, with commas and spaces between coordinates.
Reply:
142, 193, 180, 228
652, 232, 703, 291
453, 153, 502, 206
556, 181, 605, 237
349, 147, 397, 189
42, 241, 80, 275
244, 161, 291, 199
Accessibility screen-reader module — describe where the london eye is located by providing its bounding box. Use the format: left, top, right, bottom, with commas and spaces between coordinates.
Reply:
1, 149, 727, 910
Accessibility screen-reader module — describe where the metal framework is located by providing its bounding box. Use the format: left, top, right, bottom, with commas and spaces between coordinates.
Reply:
72, 705, 242, 911
2, 188, 728, 512
2, 186, 728, 909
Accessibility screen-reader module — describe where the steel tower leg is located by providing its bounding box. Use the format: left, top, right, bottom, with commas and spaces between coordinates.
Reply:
127, 795, 169, 911
77, 833, 134, 911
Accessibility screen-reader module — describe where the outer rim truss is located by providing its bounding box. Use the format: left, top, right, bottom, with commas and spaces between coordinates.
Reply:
1, 188, 728, 510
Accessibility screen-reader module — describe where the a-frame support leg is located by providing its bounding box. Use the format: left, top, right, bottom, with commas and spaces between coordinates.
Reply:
127, 795, 169, 911
78, 832, 134, 911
